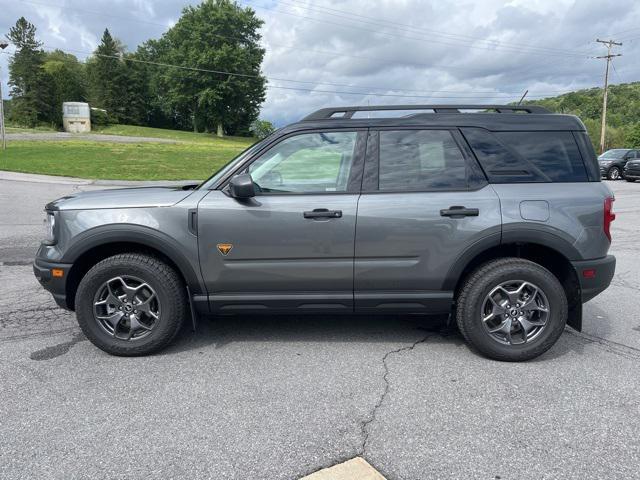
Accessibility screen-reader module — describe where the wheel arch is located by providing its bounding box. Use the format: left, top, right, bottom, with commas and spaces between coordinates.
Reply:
62, 225, 203, 311
446, 238, 583, 331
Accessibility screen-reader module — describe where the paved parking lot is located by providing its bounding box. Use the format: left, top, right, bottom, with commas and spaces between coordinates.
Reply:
1, 176, 639, 479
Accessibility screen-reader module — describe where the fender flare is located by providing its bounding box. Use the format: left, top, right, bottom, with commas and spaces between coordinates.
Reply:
62, 224, 204, 294
442, 227, 582, 291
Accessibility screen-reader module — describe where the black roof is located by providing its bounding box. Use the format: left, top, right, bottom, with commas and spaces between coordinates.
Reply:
284, 104, 586, 132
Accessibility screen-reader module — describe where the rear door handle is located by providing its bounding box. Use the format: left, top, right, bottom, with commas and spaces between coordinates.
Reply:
303, 208, 343, 219
440, 206, 479, 218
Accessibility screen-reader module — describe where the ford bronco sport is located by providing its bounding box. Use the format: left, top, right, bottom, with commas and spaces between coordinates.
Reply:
34, 105, 616, 361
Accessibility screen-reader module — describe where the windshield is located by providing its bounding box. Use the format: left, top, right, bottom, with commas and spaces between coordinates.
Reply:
600, 149, 629, 159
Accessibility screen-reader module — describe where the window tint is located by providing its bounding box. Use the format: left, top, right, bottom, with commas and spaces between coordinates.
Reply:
461, 128, 588, 183
247, 132, 357, 193
378, 130, 467, 191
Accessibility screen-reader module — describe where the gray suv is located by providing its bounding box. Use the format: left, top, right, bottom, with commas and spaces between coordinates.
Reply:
33, 105, 616, 361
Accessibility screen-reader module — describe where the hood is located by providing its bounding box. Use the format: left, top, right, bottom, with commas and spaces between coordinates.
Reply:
46, 185, 198, 211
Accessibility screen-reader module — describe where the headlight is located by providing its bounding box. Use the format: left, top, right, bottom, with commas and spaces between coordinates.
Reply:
44, 212, 56, 244
599, 161, 612, 166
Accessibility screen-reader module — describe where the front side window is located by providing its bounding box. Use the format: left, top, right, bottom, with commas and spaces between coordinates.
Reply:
378, 130, 468, 191
247, 131, 357, 193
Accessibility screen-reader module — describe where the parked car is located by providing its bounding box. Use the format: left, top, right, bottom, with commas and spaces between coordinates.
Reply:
624, 158, 640, 182
599, 149, 640, 180
33, 104, 616, 361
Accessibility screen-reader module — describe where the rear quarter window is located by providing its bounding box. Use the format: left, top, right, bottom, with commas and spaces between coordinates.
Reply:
461, 128, 589, 183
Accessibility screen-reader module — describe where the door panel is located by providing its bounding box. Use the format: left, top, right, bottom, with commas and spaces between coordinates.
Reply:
354, 128, 501, 313
195, 130, 366, 313
354, 188, 501, 312
198, 191, 358, 312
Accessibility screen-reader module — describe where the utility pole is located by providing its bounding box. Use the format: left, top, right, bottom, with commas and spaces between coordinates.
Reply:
595, 38, 622, 154
0, 41, 8, 151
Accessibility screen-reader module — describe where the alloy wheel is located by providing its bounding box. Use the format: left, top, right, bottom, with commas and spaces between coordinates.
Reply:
93, 276, 160, 341
609, 168, 620, 180
481, 280, 550, 345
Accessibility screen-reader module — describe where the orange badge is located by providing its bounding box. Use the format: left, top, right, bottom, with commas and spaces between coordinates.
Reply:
217, 243, 233, 256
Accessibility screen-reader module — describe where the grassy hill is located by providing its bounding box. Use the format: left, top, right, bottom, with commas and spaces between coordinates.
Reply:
525, 82, 640, 150
0, 125, 256, 180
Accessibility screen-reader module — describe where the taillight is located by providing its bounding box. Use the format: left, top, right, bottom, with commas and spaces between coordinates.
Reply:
604, 196, 616, 242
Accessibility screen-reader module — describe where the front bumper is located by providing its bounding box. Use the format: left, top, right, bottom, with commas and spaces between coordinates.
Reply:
571, 255, 616, 303
624, 169, 640, 179
33, 258, 73, 310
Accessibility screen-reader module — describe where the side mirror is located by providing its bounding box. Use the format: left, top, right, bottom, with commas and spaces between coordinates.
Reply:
229, 173, 256, 199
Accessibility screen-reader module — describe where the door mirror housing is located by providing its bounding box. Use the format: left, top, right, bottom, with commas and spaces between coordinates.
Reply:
229, 173, 256, 198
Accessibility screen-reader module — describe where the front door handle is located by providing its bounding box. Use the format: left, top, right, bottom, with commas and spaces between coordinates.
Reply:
303, 208, 343, 219
440, 206, 479, 218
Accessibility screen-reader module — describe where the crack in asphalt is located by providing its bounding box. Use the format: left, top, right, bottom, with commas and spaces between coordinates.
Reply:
566, 329, 640, 361
30, 331, 86, 360
358, 332, 435, 458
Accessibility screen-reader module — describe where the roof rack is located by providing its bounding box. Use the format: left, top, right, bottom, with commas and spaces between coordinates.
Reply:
302, 104, 550, 121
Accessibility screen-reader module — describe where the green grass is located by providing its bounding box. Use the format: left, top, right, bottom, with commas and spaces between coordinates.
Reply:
0, 139, 254, 180
6, 125, 57, 134
0, 123, 256, 180
94, 124, 252, 146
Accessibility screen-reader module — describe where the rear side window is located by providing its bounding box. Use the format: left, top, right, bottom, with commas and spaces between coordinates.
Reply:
461, 128, 588, 183
378, 130, 468, 191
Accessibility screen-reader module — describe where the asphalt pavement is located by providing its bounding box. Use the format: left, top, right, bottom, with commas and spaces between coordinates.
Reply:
1, 174, 639, 479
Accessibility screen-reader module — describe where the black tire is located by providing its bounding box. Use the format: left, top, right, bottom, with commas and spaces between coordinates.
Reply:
75, 253, 186, 356
607, 166, 621, 180
455, 258, 567, 362
626, 178, 636, 182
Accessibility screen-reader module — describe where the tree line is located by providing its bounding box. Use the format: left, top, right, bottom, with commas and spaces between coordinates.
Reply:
526, 82, 640, 150
5, 0, 269, 137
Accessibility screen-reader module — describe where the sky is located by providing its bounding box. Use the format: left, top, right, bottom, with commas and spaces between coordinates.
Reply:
1, 0, 639, 126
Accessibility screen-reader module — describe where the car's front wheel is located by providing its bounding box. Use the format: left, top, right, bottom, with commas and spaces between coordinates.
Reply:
456, 258, 567, 361
608, 166, 622, 180
75, 253, 186, 356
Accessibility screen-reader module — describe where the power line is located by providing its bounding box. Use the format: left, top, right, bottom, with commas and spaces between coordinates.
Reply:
610, 58, 625, 84
8, 44, 581, 100
240, 0, 590, 58
5, 2, 597, 86
269, 0, 593, 57
19, 0, 593, 59
35, 44, 580, 98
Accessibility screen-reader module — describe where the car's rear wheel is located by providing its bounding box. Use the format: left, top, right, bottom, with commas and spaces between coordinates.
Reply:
456, 258, 567, 361
608, 166, 621, 180
75, 253, 186, 356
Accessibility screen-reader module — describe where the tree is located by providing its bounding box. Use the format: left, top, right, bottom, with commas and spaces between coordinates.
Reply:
250, 119, 275, 139
6, 17, 53, 127
86, 29, 128, 123
627, 123, 640, 149
86, 30, 151, 125
146, 0, 266, 136
42, 50, 87, 127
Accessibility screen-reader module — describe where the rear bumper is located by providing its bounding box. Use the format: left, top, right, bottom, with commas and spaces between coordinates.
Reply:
571, 255, 616, 303
33, 258, 73, 310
